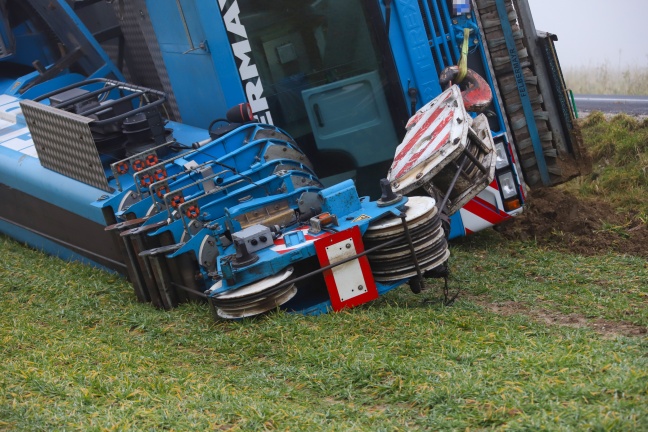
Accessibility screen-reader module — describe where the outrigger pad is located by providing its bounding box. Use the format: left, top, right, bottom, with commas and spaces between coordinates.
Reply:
388, 86, 496, 215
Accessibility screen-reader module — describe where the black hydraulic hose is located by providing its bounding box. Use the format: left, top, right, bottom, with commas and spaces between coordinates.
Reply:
171, 282, 208, 299
33, 78, 166, 102
77, 90, 143, 116
399, 212, 424, 291
32, 78, 168, 126
51, 83, 121, 109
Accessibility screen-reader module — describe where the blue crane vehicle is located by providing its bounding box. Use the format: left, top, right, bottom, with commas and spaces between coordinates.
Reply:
0, 0, 588, 319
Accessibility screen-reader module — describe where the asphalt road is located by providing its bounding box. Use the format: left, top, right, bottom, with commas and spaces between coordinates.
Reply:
574, 94, 648, 116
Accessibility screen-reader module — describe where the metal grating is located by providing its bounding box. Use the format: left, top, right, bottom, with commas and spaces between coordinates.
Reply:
20, 100, 112, 192
419, 0, 460, 75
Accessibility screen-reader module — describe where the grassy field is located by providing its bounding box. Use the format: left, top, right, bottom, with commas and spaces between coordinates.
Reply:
564, 64, 648, 95
1, 115, 647, 430
1, 233, 647, 431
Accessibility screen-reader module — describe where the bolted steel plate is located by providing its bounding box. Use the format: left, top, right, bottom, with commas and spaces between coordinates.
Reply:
21, 100, 112, 192
388, 86, 469, 194
367, 196, 435, 230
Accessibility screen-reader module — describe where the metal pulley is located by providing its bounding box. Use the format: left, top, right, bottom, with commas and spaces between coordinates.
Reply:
364, 196, 449, 283
210, 267, 297, 319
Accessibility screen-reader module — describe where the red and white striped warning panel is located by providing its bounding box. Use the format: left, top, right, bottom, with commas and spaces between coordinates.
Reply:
460, 181, 513, 235
388, 86, 467, 193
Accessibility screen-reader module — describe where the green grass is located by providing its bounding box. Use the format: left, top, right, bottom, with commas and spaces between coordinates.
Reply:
2, 105, 648, 431
453, 230, 648, 327
1, 232, 647, 431
562, 112, 648, 216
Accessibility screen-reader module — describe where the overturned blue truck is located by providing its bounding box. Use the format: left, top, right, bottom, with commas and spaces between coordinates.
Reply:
0, 0, 587, 319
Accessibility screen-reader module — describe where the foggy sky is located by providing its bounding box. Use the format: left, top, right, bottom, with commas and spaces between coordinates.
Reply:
527, 0, 646, 69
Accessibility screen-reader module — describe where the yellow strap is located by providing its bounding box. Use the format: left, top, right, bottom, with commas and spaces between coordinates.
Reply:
456, 27, 471, 83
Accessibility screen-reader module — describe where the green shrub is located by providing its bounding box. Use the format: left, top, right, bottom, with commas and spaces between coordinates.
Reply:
565, 113, 648, 214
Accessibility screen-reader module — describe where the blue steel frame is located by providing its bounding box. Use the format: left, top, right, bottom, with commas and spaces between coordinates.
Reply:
384, 0, 510, 134
383, 0, 443, 105
54, 0, 124, 81
0, 2, 448, 317
144, 0, 248, 129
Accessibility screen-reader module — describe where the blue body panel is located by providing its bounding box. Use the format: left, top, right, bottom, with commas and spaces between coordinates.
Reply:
145, 0, 246, 128
0, 112, 108, 224
0, 92, 207, 225
0, 219, 112, 270
2, 22, 54, 68
448, 213, 466, 240
387, 0, 443, 106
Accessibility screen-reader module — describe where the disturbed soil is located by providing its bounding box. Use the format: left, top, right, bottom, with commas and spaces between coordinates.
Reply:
496, 188, 648, 258
462, 187, 648, 338
478, 300, 647, 338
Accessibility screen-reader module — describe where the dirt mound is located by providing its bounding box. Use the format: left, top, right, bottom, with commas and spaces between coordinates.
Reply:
497, 188, 648, 257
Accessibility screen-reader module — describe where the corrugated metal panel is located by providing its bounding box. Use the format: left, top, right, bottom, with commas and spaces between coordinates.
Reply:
109, 0, 181, 120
